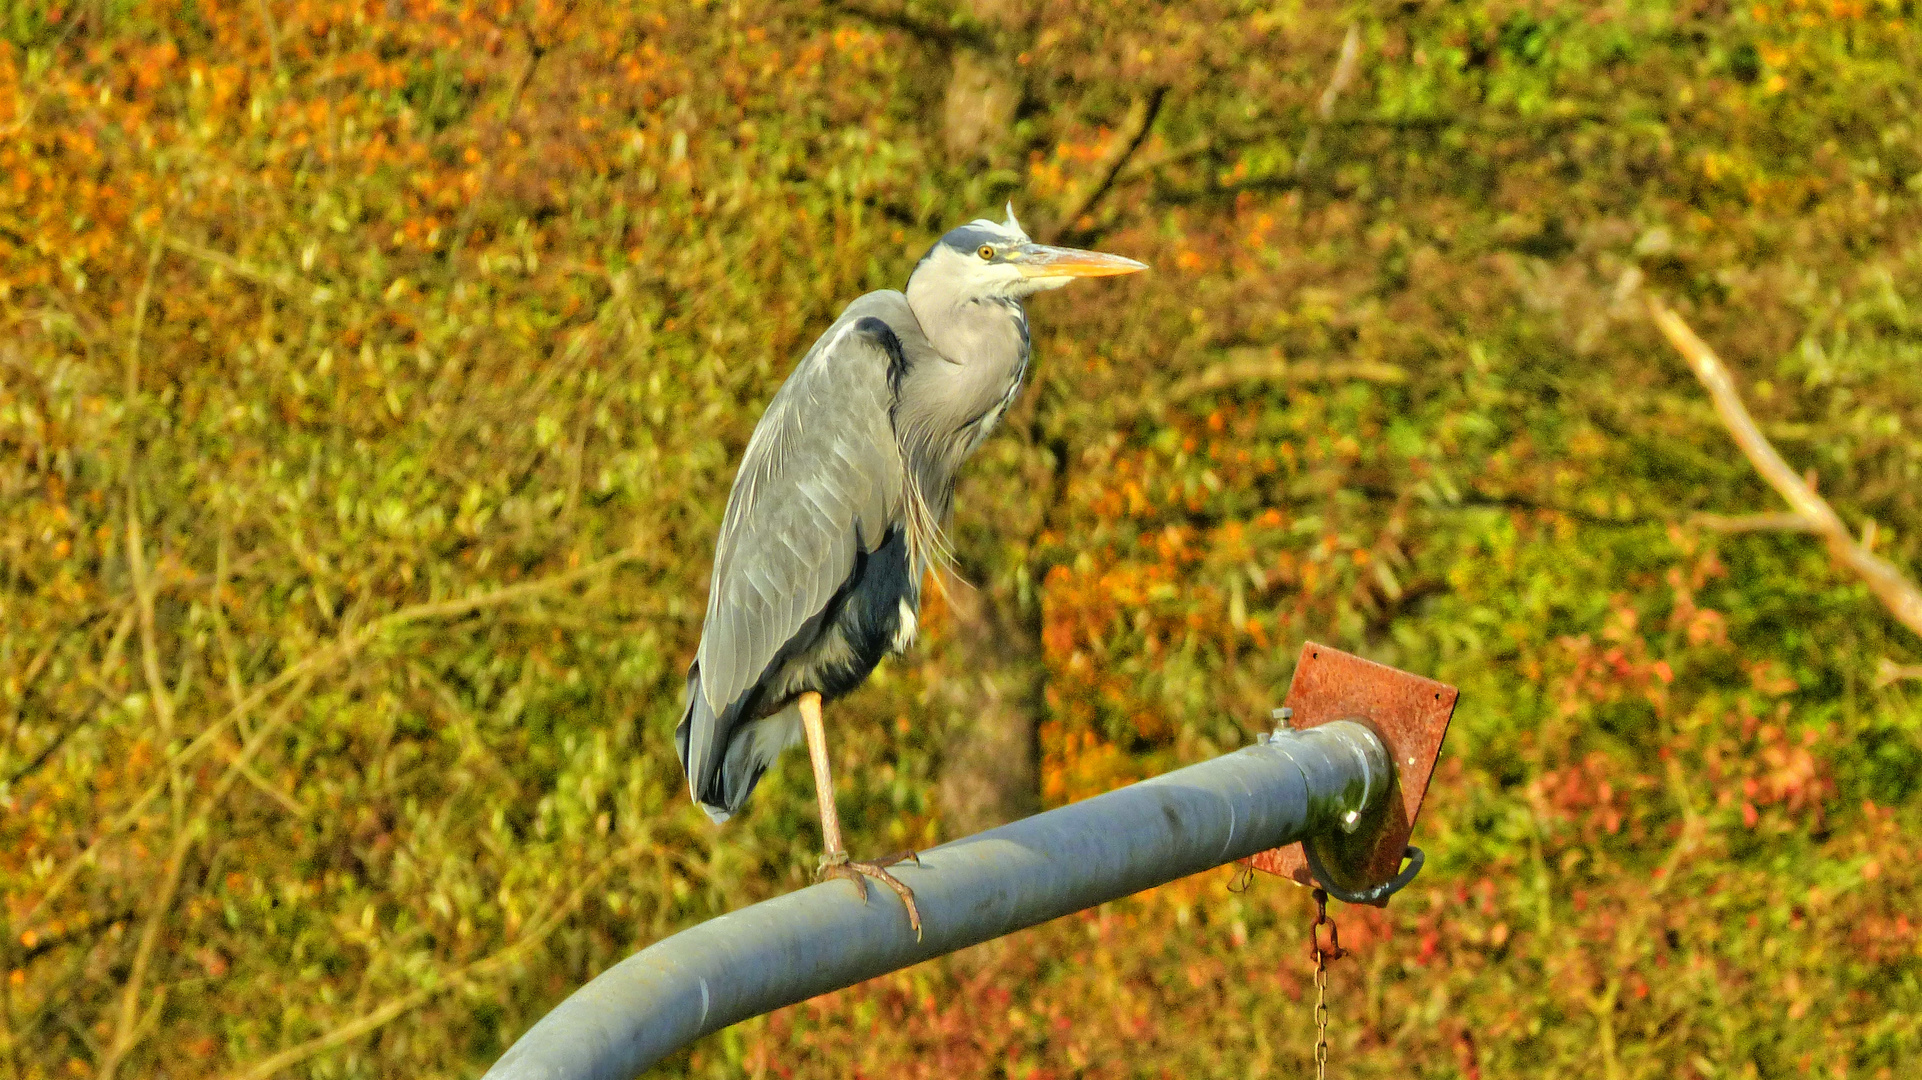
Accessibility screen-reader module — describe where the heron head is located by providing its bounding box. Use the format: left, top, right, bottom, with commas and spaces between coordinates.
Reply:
908, 204, 1148, 305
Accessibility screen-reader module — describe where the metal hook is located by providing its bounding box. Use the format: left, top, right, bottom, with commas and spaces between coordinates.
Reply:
1303, 844, 1424, 906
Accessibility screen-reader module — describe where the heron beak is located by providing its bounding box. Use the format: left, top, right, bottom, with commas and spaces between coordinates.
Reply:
1012, 244, 1149, 279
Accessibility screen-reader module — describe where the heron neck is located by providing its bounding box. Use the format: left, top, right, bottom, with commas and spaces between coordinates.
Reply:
894, 292, 1032, 513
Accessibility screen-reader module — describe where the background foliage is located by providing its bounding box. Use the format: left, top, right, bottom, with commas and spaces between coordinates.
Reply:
3, 1, 1920, 1077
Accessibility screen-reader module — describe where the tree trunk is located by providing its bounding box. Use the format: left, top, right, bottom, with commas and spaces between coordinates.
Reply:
941, 0, 1022, 162
929, 578, 1044, 836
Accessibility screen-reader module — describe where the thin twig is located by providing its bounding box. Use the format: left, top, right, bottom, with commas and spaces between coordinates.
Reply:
15, 781, 161, 933
64, 660, 301, 812
0, 11, 82, 142
98, 605, 138, 687
211, 523, 249, 736
123, 236, 164, 405
3, 624, 113, 785
1296, 25, 1362, 176
1167, 353, 1408, 398
94, 819, 193, 1080
163, 235, 300, 297
207, 522, 305, 815
124, 504, 177, 742
1649, 296, 1922, 643
211, 731, 308, 817
1112, 28, 1363, 193
409, 660, 520, 787
1586, 762, 1704, 1080
13, 911, 137, 966
99, 234, 177, 1080
1, 636, 59, 746
1, 712, 90, 787
253, 0, 283, 77
1113, 130, 1222, 189
0, 914, 19, 1080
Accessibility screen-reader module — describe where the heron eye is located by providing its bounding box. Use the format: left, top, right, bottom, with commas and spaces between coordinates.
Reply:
978, 245, 994, 261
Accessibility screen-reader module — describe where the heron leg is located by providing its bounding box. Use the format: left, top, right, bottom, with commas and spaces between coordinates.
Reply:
799, 692, 848, 858
799, 691, 923, 939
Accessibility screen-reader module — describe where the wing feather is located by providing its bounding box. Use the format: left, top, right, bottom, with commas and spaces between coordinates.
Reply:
682, 307, 908, 799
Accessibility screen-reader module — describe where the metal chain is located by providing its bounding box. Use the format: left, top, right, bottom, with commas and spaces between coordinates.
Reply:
1228, 861, 1256, 892
1309, 886, 1348, 1079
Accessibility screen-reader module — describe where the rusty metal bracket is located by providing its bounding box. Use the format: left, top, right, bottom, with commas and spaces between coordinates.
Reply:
1241, 642, 1459, 906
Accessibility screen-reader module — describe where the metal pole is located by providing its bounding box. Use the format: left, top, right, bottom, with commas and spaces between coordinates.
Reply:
484, 720, 1393, 1080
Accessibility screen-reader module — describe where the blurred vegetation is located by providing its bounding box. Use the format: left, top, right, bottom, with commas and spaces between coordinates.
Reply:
3, 0, 1920, 1077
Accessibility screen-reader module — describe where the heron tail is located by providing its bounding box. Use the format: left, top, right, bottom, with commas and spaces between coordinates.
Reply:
677, 668, 801, 823
675, 669, 728, 823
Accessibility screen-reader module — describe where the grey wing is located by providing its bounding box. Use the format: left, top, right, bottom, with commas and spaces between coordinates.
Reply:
683, 314, 907, 791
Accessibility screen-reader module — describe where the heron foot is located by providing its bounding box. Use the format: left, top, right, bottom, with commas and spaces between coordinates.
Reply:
817, 851, 923, 940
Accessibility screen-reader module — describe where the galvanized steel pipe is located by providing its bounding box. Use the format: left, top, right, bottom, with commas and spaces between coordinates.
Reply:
484, 720, 1392, 1080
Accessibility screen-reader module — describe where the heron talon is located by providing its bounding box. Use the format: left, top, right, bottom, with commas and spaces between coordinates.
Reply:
816, 853, 923, 941
817, 858, 871, 904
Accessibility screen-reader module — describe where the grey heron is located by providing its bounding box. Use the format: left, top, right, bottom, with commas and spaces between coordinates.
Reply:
677, 206, 1147, 935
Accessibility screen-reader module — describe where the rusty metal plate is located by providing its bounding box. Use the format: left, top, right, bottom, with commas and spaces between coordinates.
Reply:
1242, 642, 1459, 906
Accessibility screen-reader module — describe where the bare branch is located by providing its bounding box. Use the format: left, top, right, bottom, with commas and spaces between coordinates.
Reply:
822, 0, 995, 51
1648, 296, 1922, 644
211, 731, 309, 817
1688, 512, 1822, 535
53, 666, 316, 1076
1317, 26, 1363, 120
1048, 87, 1167, 244
1875, 659, 1922, 687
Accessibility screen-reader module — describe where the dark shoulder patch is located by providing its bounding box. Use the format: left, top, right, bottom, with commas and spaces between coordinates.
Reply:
852, 315, 910, 394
